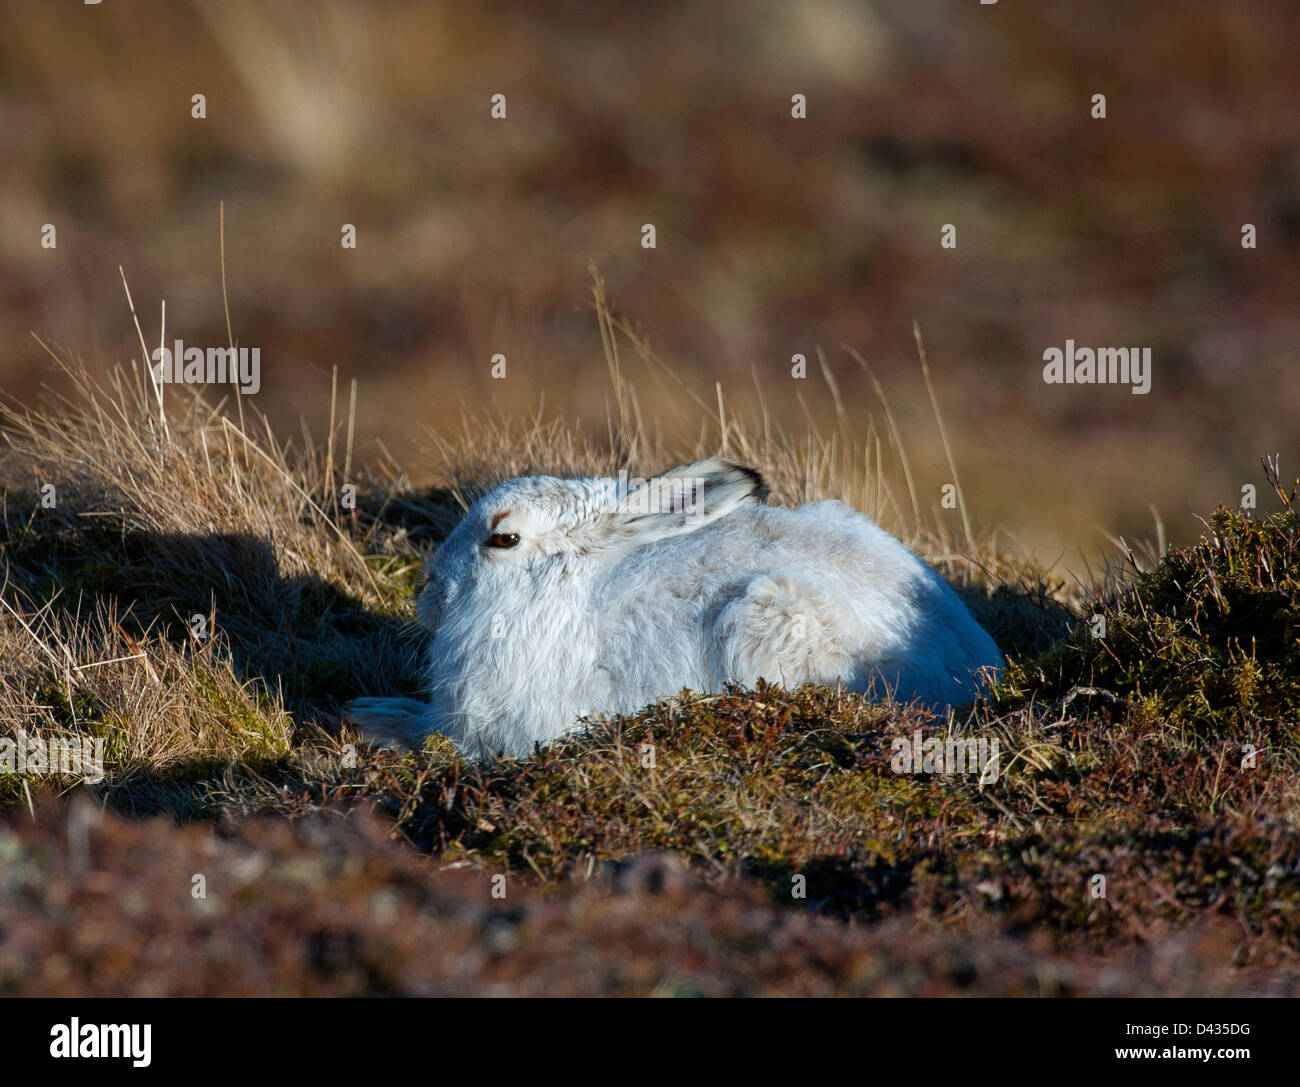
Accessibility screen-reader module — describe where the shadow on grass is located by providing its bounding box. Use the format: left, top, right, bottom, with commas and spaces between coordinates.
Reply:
75, 529, 424, 717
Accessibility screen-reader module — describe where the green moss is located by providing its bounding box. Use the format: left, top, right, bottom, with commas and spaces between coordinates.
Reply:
191, 672, 291, 759
997, 507, 1300, 732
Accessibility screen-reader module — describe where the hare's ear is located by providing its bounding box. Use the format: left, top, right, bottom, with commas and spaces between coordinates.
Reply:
611, 457, 767, 546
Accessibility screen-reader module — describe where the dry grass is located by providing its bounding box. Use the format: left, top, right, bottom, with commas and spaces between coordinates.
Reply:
6, 0, 1297, 566
0, 275, 1073, 795
1, 285, 1296, 994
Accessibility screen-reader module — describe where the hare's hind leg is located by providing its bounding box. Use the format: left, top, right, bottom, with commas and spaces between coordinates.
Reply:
342, 696, 431, 750
705, 571, 862, 690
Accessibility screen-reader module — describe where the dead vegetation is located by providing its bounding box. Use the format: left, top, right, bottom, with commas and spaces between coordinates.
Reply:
1, 293, 1296, 995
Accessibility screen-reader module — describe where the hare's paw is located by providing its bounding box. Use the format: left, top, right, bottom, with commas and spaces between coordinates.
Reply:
342, 696, 431, 750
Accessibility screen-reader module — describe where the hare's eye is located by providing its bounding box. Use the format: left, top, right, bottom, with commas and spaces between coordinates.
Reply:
483, 532, 521, 549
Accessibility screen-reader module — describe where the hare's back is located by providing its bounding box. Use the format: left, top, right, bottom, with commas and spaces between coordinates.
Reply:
612, 501, 929, 601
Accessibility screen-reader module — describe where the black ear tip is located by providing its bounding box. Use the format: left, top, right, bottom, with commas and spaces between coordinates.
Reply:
731, 462, 770, 503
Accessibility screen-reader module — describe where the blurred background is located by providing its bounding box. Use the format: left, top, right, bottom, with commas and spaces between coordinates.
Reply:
1, 0, 1297, 566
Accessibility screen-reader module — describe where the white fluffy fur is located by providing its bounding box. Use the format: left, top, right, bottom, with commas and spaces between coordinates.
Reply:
344, 458, 1003, 758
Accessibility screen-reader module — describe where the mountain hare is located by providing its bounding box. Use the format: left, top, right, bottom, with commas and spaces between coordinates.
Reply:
344, 458, 1003, 758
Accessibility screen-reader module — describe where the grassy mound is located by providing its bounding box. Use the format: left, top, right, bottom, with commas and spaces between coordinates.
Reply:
1, 348, 1297, 994
1001, 505, 1300, 731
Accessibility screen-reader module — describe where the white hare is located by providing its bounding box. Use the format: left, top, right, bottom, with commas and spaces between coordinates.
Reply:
344, 458, 1003, 758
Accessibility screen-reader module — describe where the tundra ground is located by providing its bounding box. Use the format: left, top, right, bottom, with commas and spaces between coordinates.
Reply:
1, 325, 1296, 996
